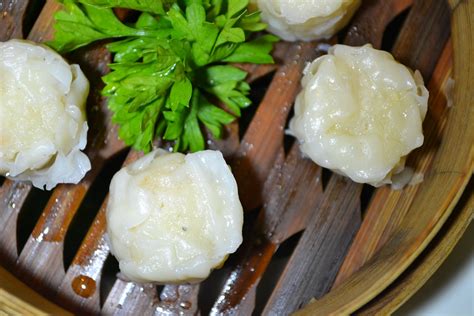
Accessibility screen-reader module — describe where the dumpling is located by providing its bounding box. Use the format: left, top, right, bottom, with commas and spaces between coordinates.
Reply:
289, 44, 429, 186
0, 39, 90, 190
106, 149, 243, 283
253, 0, 361, 41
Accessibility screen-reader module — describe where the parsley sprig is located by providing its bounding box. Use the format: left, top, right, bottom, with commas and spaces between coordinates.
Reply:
49, 0, 277, 152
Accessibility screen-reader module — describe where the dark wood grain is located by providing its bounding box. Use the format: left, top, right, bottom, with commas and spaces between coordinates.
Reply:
392, 0, 451, 80
263, 177, 362, 315
344, 0, 413, 47
0, 0, 33, 40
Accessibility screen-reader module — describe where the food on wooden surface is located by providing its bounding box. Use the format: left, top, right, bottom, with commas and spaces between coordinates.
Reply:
106, 149, 243, 283
49, 0, 277, 153
253, 0, 361, 41
0, 39, 90, 190
289, 44, 429, 186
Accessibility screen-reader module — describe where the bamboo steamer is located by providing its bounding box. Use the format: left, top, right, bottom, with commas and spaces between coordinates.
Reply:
0, 0, 472, 315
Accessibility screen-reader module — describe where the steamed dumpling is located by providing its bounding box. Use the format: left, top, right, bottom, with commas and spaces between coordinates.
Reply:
0, 40, 90, 190
253, 0, 361, 41
106, 149, 243, 283
289, 44, 429, 186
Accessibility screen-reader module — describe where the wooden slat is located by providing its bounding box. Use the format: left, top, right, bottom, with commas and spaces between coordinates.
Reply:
0, 181, 31, 268
393, 0, 451, 80
231, 41, 318, 211
0, 0, 33, 40
263, 177, 362, 315
102, 281, 156, 316
344, 0, 413, 47
205, 41, 290, 159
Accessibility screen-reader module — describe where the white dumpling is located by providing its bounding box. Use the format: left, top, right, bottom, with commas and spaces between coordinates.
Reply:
106, 149, 243, 284
0, 40, 91, 190
289, 44, 429, 186
253, 0, 361, 41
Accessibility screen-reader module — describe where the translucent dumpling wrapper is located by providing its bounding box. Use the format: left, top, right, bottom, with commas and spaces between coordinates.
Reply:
253, 0, 361, 41
106, 149, 244, 284
0, 40, 90, 190
289, 44, 429, 186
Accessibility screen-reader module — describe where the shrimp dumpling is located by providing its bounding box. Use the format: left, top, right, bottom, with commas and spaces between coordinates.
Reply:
289, 44, 429, 186
0, 40, 90, 190
253, 0, 361, 41
106, 149, 243, 284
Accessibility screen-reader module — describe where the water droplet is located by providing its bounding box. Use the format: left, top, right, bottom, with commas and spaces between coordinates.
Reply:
249, 268, 255, 273
71, 275, 96, 298
9, 202, 16, 209
179, 301, 192, 310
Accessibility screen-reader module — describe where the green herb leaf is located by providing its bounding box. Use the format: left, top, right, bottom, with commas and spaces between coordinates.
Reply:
77, 0, 172, 14
49, 0, 164, 52
223, 34, 279, 64
169, 78, 193, 111
49, 0, 278, 152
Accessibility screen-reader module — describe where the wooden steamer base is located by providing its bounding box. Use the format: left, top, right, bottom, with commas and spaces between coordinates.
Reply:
0, 0, 472, 315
